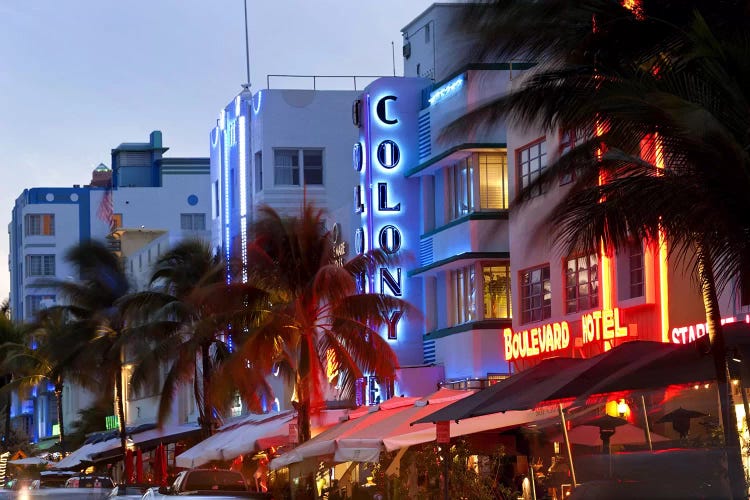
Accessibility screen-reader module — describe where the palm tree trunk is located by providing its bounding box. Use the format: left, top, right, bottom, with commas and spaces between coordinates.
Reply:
115, 369, 128, 480
201, 343, 212, 438
54, 380, 65, 455
296, 382, 311, 444
697, 245, 746, 499
2, 375, 10, 452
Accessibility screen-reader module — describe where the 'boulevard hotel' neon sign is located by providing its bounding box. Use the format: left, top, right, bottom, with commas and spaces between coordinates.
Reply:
355, 78, 425, 366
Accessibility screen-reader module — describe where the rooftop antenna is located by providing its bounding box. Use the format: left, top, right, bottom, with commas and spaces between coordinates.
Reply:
391, 41, 396, 77
242, 0, 251, 91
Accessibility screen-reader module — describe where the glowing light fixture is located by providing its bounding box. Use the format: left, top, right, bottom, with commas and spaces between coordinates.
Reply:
428, 74, 465, 106
617, 399, 628, 417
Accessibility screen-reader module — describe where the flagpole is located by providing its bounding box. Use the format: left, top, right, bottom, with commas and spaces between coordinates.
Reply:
243, 0, 251, 89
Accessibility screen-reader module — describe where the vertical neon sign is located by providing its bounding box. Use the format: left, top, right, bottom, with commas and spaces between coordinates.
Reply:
356, 78, 427, 366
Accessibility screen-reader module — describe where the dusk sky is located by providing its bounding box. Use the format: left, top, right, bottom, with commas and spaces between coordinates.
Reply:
0, 0, 434, 301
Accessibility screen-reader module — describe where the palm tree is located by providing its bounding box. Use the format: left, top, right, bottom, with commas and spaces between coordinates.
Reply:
56, 241, 132, 463
120, 239, 232, 437
0, 306, 80, 455
0, 301, 24, 450
447, 1, 750, 497
217, 203, 413, 444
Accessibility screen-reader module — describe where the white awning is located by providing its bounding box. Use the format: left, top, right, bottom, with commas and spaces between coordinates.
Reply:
176, 411, 293, 469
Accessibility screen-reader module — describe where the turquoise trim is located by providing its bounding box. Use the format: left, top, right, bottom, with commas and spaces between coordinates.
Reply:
406, 143, 507, 177
423, 319, 512, 341
421, 212, 509, 239
409, 251, 510, 277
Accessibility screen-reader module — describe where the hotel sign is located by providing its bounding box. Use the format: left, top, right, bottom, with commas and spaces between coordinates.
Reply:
504, 322, 571, 361
504, 307, 631, 361
581, 307, 629, 344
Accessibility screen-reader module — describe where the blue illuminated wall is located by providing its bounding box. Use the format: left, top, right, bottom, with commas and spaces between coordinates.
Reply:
210, 91, 253, 284
357, 77, 429, 366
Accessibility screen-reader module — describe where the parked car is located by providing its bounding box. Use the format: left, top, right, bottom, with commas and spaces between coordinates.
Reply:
143, 468, 271, 498
66, 476, 115, 489
109, 483, 152, 498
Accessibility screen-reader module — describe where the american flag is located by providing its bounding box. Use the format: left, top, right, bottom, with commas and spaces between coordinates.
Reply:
97, 185, 114, 231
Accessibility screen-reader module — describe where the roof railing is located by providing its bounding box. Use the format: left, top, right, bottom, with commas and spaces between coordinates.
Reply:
265, 74, 392, 91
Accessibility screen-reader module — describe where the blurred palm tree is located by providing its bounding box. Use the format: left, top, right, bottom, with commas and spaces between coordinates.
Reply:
121, 239, 233, 437
55, 241, 132, 461
0, 300, 24, 451
0, 306, 85, 455
217, 203, 413, 443
447, 1, 750, 496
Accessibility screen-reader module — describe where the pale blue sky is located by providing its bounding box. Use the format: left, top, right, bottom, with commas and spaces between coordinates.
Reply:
0, 0, 434, 301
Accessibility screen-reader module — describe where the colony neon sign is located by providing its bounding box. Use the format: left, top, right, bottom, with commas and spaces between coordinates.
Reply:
356, 93, 406, 340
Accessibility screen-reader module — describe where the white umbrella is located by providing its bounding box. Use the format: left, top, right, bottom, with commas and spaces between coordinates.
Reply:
9, 456, 49, 466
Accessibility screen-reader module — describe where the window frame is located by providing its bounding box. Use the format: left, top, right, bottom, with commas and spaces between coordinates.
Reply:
564, 253, 599, 314
25, 254, 55, 277
517, 138, 548, 198
24, 214, 55, 236
449, 264, 477, 326
446, 152, 508, 222
519, 264, 551, 324
273, 148, 325, 187
180, 213, 206, 231
482, 262, 512, 319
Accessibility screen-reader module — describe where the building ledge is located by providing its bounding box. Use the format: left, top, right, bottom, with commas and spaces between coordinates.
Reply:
424, 319, 512, 341
406, 142, 507, 177
421, 211, 509, 239
409, 251, 509, 278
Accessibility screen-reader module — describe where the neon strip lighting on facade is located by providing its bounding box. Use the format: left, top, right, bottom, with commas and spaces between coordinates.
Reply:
654, 134, 670, 343
253, 91, 262, 115
239, 116, 247, 218
223, 119, 232, 284
595, 118, 614, 311
239, 115, 248, 282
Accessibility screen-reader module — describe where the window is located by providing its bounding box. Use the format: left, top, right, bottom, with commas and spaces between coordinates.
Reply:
212, 180, 219, 218
446, 152, 508, 221
559, 128, 591, 185
450, 265, 476, 325
26, 255, 55, 277
274, 148, 324, 186
628, 243, 644, 299
112, 213, 122, 229
483, 264, 511, 319
520, 265, 551, 324
254, 151, 263, 192
448, 157, 473, 220
24, 214, 55, 236
565, 253, 599, 314
478, 153, 508, 210
181, 213, 206, 231
303, 150, 323, 185
425, 23, 431, 43
25, 295, 55, 320
518, 139, 547, 198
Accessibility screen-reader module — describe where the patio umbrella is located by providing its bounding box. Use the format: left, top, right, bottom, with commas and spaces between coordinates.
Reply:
657, 407, 708, 438
124, 449, 133, 484
8, 456, 49, 466
153, 445, 162, 485
160, 444, 168, 486
135, 449, 143, 483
